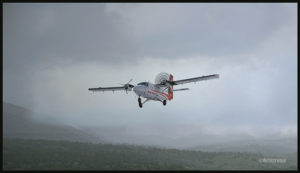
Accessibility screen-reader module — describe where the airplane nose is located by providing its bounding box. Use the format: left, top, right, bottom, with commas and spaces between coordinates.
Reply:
133, 86, 143, 96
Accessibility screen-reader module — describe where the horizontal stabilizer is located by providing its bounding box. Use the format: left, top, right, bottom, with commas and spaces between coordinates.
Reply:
172, 88, 189, 92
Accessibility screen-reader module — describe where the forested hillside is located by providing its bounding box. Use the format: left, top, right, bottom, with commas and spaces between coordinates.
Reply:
3, 138, 297, 170
191, 137, 297, 157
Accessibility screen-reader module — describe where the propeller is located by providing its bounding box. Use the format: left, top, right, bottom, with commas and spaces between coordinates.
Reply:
119, 79, 134, 94
155, 72, 171, 86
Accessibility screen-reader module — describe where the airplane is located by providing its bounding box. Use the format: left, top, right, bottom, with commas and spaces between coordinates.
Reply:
88, 72, 219, 108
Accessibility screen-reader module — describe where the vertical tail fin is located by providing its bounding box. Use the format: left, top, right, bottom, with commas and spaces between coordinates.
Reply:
168, 74, 173, 100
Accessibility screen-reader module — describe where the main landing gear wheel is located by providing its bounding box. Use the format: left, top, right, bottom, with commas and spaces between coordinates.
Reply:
138, 97, 142, 108
163, 100, 167, 106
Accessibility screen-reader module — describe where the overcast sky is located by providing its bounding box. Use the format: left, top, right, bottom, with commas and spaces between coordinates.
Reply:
3, 3, 297, 138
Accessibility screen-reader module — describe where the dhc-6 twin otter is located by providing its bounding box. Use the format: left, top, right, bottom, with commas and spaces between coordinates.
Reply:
88, 72, 219, 108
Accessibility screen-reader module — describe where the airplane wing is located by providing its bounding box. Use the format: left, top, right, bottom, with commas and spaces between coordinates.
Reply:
88, 86, 127, 92
171, 74, 219, 85
89, 79, 134, 93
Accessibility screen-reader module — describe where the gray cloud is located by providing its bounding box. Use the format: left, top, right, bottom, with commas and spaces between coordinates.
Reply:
4, 3, 294, 67
105, 3, 294, 58
4, 3, 138, 67
3, 3, 297, 141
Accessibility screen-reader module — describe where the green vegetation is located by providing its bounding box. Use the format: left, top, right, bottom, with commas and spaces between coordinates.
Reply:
3, 138, 297, 170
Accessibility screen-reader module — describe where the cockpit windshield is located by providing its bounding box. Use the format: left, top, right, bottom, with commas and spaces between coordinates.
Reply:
137, 82, 148, 87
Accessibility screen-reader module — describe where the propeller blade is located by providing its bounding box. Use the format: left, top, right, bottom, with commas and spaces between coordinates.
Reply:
119, 79, 134, 92
127, 79, 133, 84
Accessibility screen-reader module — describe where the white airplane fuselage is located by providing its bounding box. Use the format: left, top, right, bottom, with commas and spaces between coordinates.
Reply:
133, 82, 172, 102
88, 72, 219, 108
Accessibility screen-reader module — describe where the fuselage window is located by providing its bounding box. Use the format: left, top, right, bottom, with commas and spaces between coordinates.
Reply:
138, 82, 148, 87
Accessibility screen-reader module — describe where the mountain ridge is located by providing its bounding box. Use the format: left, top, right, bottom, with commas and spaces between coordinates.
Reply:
3, 102, 103, 143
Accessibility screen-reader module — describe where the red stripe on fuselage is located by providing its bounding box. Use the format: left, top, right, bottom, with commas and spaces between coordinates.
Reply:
150, 89, 170, 100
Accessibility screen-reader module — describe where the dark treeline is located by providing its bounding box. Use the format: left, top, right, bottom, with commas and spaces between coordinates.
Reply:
3, 138, 297, 170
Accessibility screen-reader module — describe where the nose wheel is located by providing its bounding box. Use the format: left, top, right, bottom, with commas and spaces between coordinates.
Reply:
163, 100, 167, 106
138, 97, 143, 108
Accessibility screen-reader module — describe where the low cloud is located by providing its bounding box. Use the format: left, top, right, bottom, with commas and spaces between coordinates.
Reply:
3, 3, 297, 139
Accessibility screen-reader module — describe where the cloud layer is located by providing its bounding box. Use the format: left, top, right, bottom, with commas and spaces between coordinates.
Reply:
3, 3, 297, 138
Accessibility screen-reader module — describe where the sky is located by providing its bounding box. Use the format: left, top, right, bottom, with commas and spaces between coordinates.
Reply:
3, 3, 297, 139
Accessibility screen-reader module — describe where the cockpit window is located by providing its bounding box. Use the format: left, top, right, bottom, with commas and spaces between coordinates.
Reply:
137, 82, 148, 87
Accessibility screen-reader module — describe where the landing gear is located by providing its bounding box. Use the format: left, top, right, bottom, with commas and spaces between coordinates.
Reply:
138, 97, 142, 108
163, 100, 167, 106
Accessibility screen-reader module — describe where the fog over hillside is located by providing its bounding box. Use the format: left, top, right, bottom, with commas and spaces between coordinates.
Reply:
3, 102, 297, 157
3, 102, 103, 143
79, 123, 297, 156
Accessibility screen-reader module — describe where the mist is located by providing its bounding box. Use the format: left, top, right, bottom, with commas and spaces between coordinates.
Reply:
3, 3, 297, 149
